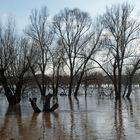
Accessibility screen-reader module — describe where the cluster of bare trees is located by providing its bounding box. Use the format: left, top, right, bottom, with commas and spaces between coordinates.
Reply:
0, 18, 34, 105
0, 2, 140, 105
95, 3, 140, 99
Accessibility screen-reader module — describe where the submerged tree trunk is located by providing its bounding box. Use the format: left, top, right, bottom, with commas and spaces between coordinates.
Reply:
43, 93, 58, 112
30, 93, 58, 113
29, 98, 41, 113
68, 74, 73, 97
126, 62, 140, 98
0, 69, 21, 105
74, 69, 85, 97
126, 74, 134, 98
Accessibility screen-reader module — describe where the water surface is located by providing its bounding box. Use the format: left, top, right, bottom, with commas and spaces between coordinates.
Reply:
0, 89, 140, 140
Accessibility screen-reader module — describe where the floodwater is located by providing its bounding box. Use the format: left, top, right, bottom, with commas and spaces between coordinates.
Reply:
0, 88, 140, 140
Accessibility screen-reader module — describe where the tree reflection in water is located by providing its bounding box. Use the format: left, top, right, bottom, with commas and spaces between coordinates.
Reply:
0, 93, 140, 139
114, 99, 126, 140
127, 98, 133, 117
0, 105, 23, 139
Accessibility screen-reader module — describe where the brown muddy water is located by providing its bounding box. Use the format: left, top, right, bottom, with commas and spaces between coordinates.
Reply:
0, 88, 140, 140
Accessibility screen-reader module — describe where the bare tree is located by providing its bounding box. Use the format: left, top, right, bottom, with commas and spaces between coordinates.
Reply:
7, 38, 34, 103
53, 8, 100, 96
95, 3, 140, 99
123, 57, 140, 98
0, 18, 32, 105
48, 39, 65, 96
25, 6, 54, 96
73, 23, 103, 97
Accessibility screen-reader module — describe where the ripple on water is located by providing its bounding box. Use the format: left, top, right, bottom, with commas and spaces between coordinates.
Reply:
0, 92, 140, 139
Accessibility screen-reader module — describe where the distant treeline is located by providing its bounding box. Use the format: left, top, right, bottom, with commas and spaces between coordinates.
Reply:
2, 72, 140, 87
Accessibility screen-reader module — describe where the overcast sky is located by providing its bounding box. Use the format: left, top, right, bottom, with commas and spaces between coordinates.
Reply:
0, 0, 139, 33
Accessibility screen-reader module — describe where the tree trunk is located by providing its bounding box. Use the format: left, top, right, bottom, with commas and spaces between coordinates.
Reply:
123, 77, 128, 98
0, 69, 21, 105
113, 61, 121, 100
43, 93, 58, 112
126, 67, 138, 98
113, 81, 121, 100
126, 75, 133, 98
68, 74, 73, 96
29, 98, 41, 113
117, 68, 122, 99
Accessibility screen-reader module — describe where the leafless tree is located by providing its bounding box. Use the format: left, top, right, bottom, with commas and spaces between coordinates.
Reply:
53, 8, 102, 96
95, 3, 140, 99
123, 57, 140, 98
0, 17, 33, 105
48, 39, 65, 96
25, 6, 54, 96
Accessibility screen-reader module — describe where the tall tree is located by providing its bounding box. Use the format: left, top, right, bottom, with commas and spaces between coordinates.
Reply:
123, 58, 140, 98
96, 3, 140, 99
25, 6, 54, 96
53, 8, 98, 96
48, 39, 65, 96
0, 18, 32, 105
